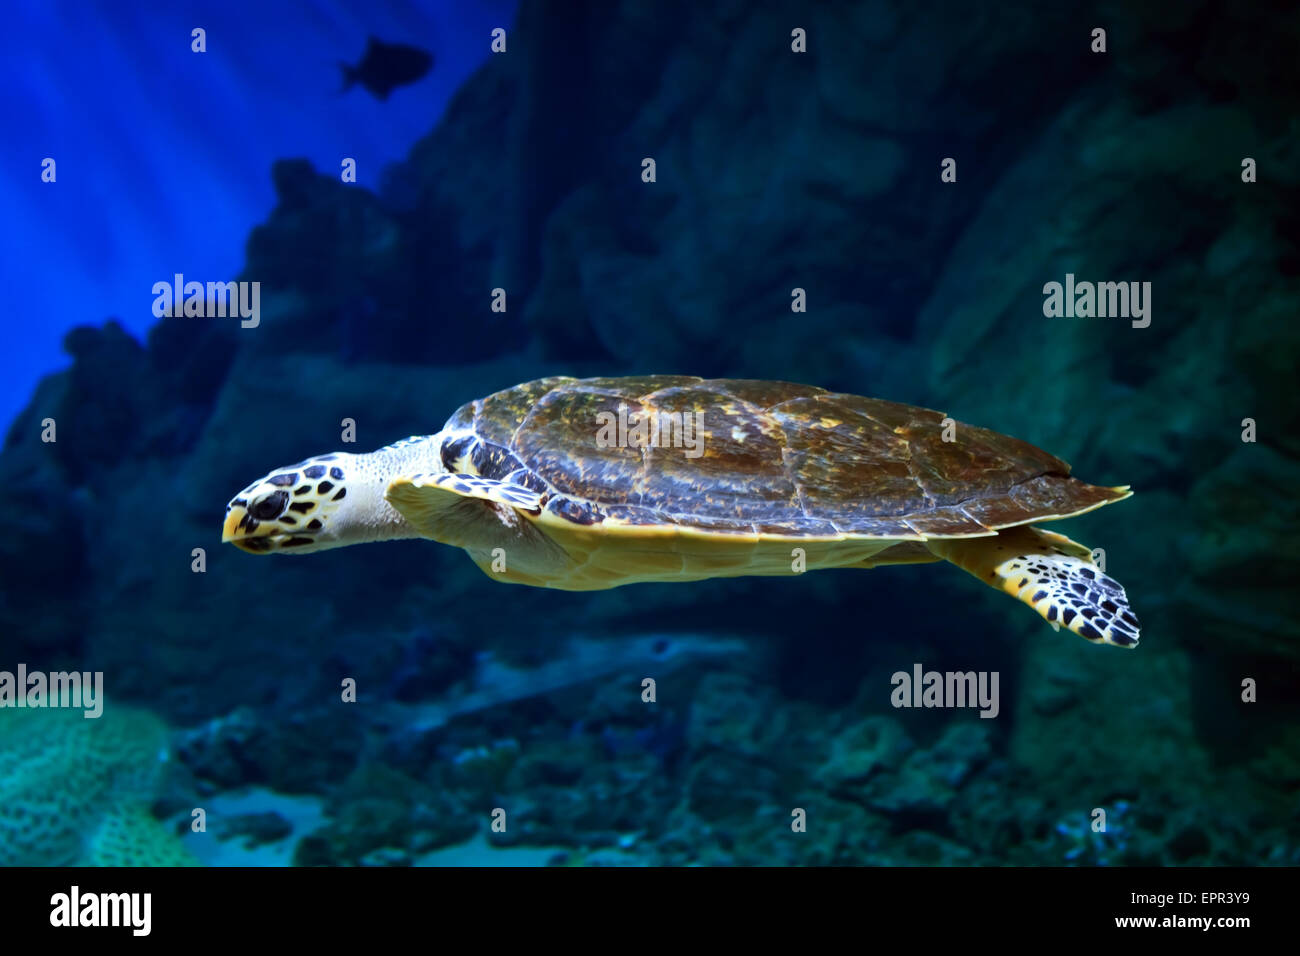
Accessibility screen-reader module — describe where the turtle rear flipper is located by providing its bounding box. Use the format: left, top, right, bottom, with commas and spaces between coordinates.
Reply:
927, 525, 1141, 648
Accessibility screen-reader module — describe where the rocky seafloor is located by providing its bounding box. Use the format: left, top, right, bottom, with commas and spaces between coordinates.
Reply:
2, 0, 1298, 865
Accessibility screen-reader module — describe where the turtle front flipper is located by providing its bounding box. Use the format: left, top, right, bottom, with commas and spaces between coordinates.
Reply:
926, 525, 1140, 648
386, 473, 570, 583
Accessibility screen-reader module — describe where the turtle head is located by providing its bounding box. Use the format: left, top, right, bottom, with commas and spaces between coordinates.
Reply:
224, 437, 441, 554
222, 454, 365, 554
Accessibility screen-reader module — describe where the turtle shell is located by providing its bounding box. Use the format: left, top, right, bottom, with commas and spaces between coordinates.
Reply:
441, 376, 1127, 539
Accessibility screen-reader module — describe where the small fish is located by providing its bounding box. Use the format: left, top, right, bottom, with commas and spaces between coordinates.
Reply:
340, 36, 433, 101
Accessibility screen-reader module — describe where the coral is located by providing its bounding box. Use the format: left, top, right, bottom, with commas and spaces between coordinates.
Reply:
175, 705, 363, 795
1051, 801, 1132, 866
867, 723, 994, 816
294, 762, 476, 866
816, 716, 913, 792
0, 703, 198, 866
88, 804, 200, 867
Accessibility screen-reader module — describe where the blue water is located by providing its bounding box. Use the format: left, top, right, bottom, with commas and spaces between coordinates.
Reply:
0, 0, 515, 432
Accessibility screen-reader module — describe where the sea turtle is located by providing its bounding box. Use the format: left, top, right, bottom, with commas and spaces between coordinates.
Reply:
222, 376, 1140, 647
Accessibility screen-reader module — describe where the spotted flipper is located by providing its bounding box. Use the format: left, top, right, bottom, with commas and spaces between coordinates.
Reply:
402, 473, 543, 512
384, 473, 572, 588
386, 473, 544, 543
927, 525, 1140, 648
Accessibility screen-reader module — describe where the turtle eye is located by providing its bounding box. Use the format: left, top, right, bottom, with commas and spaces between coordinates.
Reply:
250, 491, 289, 520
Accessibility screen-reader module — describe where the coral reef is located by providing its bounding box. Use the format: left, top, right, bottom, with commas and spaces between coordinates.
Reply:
0, 703, 197, 866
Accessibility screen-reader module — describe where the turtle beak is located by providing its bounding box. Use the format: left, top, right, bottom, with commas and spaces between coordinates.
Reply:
221, 507, 245, 543
222, 504, 278, 553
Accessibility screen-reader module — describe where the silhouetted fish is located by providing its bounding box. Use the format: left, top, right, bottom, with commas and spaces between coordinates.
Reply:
378, 632, 747, 734
340, 36, 433, 100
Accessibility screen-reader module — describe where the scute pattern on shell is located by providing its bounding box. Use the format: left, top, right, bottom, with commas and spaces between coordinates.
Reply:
442, 376, 1125, 537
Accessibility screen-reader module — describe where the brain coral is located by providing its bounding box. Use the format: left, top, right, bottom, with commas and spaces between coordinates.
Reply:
0, 702, 198, 866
